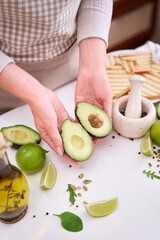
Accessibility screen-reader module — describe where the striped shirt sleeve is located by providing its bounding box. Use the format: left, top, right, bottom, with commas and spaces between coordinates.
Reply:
0, 51, 15, 74
77, 0, 113, 47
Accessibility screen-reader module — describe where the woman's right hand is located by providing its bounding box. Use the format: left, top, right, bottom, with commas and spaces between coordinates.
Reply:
0, 63, 73, 161
29, 88, 69, 157
0, 63, 78, 163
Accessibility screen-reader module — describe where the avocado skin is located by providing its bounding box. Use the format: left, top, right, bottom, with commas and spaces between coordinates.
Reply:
11, 139, 41, 149
75, 103, 111, 139
61, 119, 94, 162
63, 147, 93, 162
1, 125, 41, 147
64, 151, 93, 162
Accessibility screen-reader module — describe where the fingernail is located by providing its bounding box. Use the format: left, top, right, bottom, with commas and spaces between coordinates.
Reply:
56, 147, 63, 156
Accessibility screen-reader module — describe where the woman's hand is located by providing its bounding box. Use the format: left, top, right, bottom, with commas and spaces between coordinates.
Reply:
29, 88, 69, 156
0, 63, 78, 163
76, 38, 113, 117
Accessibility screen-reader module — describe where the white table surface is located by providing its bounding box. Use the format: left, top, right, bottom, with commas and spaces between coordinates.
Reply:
1, 79, 160, 240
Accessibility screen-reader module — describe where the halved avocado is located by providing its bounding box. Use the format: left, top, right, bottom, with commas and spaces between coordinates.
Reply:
62, 119, 93, 161
156, 102, 160, 119
76, 102, 112, 138
1, 125, 41, 147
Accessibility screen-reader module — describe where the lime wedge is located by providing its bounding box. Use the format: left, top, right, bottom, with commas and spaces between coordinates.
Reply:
141, 132, 153, 156
40, 160, 57, 189
84, 197, 118, 217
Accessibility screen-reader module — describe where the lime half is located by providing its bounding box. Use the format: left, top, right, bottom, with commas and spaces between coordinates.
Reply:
40, 160, 57, 189
141, 132, 153, 156
85, 197, 118, 217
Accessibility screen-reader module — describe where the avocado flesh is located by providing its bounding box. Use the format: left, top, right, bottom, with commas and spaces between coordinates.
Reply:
1, 125, 41, 146
76, 102, 112, 137
62, 119, 93, 161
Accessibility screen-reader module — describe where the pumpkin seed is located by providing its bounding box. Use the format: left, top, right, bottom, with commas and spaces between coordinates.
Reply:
83, 179, 92, 184
70, 184, 77, 191
83, 186, 88, 191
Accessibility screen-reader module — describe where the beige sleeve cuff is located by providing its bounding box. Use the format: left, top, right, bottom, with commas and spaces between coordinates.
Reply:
0, 51, 15, 74
77, 2, 113, 47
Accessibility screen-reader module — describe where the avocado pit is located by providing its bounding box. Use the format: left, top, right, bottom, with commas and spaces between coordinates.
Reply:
76, 102, 112, 138
88, 113, 104, 128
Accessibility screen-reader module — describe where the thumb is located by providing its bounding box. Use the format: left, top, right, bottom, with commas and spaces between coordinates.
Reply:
50, 128, 64, 156
103, 98, 113, 118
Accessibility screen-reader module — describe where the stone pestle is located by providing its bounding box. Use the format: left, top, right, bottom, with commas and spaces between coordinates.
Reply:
125, 75, 145, 119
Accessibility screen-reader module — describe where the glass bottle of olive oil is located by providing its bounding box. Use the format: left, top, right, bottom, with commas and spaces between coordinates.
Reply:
0, 152, 29, 223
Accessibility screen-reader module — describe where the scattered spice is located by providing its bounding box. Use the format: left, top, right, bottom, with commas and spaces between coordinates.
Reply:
77, 186, 81, 190
70, 184, 77, 191
157, 149, 160, 153
76, 205, 79, 208
156, 154, 160, 158
153, 146, 156, 149
138, 152, 141, 155
157, 159, 160, 162
46, 212, 49, 215
69, 165, 72, 168
129, 138, 134, 141
78, 193, 82, 197
118, 133, 121, 136
83, 201, 88, 205
152, 156, 155, 159
112, 136, 115, 139
157, 164, 160, 167
83, 179, 92, 185
141, 111, 147, 118
79, 173, 84, 179
120, 109, 125, 115
148, 163, 152, 167
33, 215, 36, 218
83, 186, 88, 191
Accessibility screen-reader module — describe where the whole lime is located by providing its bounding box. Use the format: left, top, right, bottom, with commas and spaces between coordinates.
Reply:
150, 120, 160, 146
16, 144, 46, 174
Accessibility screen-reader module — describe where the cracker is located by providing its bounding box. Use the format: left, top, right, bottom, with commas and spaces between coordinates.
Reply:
106, 51, 159, 99
151, 60, 160, 73
106, 65, 131, 98
141, 72, 160, 99
119, 52, 152, 73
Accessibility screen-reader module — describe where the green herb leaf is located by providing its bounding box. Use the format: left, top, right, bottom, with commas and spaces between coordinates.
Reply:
143, 170, 160, 180
66, 184, 77, 205
53, 211, 83, 232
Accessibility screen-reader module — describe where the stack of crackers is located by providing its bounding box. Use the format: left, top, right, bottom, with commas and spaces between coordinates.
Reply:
106, 52, 160, 99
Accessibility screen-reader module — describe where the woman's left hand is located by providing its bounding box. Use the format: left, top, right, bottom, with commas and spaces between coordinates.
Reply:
75, 38, 113, 118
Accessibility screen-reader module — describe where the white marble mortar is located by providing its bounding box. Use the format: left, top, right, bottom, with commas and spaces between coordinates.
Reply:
112, 95, 156, 138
